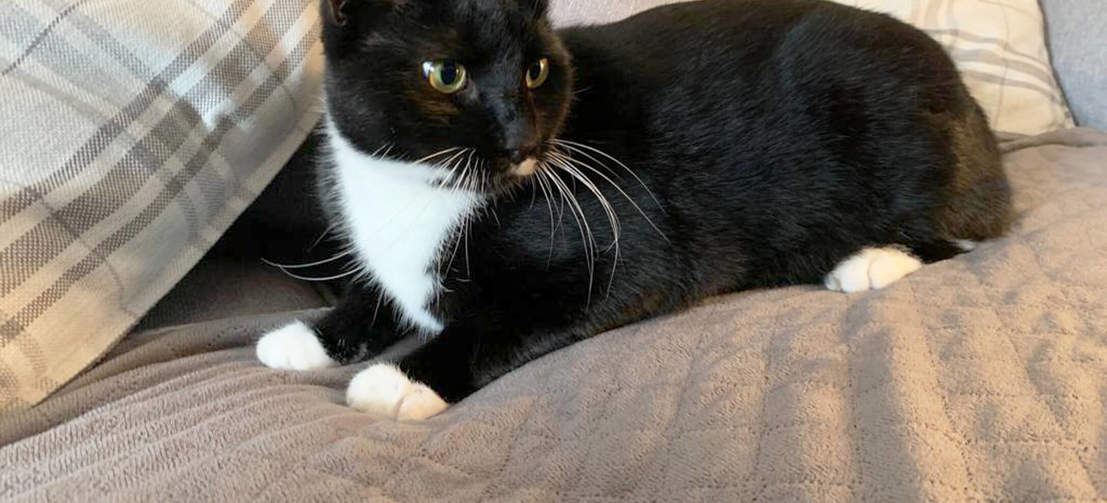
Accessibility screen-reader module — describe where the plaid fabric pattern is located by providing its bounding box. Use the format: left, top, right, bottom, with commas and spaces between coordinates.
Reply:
838, 0, 1074, 136
551, 0, 1074, 136
0, 0, 324, 408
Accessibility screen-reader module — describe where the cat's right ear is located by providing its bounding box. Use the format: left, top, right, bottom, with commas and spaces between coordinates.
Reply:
322, 0, 403, 28
322, 0, 348, 26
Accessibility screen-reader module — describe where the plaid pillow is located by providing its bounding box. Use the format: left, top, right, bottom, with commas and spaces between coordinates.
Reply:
0, 0, 324, 408
550, 0, 1074, 136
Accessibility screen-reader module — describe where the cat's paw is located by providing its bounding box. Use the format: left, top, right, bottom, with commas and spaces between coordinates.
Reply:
953, 239, 978, 252
346, 363, 448, 421
824, 247, 922, 293
256, 320, 338, 371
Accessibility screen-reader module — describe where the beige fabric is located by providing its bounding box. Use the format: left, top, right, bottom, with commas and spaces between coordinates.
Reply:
551, 0, 1074, 136
0, 0, 325, 408
2, 129, 1105, 502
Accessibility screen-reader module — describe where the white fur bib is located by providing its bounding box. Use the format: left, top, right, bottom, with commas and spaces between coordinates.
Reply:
326, 124, 482, 333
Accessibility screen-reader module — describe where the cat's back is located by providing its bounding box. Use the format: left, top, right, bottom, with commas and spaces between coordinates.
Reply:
559, 0, 956, 102
558, 0, 975, 169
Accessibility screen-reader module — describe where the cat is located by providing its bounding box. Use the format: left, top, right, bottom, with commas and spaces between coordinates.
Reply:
256, 0, 1012, 420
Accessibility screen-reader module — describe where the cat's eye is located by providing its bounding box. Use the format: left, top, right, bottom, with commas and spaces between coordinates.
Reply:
422, 60, 468, 94
525, 58, 550, 89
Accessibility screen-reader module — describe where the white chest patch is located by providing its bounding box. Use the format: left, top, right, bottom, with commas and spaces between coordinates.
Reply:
327, 125, 482, 334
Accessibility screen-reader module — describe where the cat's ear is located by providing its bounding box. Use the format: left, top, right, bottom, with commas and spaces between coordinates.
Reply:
321, 0, 405, 27
322, 0, 348, 26
323, 0, 347, 25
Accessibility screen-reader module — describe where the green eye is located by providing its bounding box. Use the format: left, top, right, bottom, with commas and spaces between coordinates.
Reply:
422, 60, 467, 94
525, 57, 550, 89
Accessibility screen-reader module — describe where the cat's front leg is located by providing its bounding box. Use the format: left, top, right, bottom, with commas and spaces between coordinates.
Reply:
345, 328, 581, 420
257, 284, 408, 370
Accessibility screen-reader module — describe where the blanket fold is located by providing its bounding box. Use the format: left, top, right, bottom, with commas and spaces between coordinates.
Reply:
2, 129, 1106, 502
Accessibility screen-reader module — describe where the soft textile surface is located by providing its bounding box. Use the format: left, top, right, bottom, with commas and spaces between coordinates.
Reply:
0, 0, 325, 408
1039, 0, 1107, 130
2, 129, 1105, 501
551, 0, 1073, 136
135, 257, 330, 332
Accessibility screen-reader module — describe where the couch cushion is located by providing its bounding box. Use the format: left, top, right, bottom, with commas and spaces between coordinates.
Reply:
1039, 0, 1107, 130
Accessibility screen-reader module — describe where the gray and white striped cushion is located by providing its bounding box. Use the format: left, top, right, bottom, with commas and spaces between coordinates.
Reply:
551, 0, 1074, 136
0, 0, 324, 408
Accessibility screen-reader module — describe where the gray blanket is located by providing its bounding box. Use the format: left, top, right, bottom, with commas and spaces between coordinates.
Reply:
2, 128, 1106, 502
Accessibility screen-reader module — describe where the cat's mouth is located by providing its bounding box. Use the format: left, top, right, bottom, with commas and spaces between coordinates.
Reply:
511, 158, 539, 177
481, 156, 542, 195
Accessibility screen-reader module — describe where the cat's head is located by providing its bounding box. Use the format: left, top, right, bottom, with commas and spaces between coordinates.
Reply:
322, 0, 573, 193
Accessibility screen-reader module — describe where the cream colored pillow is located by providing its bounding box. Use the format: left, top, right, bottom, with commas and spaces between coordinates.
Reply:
0, 0, 324, 408
838, 0, 1073, 135
551, 0, 1073, 136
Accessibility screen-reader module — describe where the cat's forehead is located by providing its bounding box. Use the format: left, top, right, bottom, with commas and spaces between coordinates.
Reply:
447, 0, 542, 17
447, 0, 542, 40
405, 0, 546, 62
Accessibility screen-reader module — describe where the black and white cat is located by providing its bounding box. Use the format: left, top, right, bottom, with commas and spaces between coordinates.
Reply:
257, 0, 1011, 420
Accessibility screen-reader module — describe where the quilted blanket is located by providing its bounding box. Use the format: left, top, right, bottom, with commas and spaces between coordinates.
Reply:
1, 128, 1106, 502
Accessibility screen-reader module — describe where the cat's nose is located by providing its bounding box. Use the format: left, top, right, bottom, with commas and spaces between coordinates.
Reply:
505, 144, 537, 164
496, 113, 538, 165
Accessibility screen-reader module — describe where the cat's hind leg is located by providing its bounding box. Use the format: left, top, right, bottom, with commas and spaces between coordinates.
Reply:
823, 237, 981, 293
823, 247, 923, 293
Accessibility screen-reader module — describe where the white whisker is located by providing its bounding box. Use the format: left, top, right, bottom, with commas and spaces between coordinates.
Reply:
547, 154, 621, 248
551, 139, 666, 212
436, 148, 468, 190
442, 219, 467, 276
261, 251, 351, 270
370, 143, 393, 157
548, 141, 669, 243
309, 221, 339, 250
463, 215, 473, 278
454, 151, 474, 192
271, 267, 360, 282
543, 165, 597, 304
546, 154, 623, 297
533, 168, 558, 265
415, 146, 462, 165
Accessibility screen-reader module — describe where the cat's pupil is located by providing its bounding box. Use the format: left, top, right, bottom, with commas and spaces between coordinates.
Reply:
440, 63, 459, 85
528, 64, 541, 80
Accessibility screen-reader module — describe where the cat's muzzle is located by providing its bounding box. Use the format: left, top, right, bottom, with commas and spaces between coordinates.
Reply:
511, 158, 538, 177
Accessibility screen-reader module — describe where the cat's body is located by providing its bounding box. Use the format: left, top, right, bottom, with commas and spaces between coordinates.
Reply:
257, 0, 1011, 419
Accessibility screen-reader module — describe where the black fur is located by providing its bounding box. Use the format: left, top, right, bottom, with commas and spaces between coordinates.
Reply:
308, 0, 1012, 403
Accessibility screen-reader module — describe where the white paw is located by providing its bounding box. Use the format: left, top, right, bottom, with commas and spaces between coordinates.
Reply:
256, 320, 339, 370
824, 247, 923, 293
346, 363, 448, 421
953, 239, 978, 252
